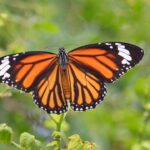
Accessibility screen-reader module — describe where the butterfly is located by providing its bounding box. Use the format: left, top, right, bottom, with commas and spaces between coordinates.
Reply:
0, 42, 144, 114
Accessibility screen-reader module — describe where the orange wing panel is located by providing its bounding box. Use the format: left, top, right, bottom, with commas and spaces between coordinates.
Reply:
96, 56, 118, 71
69, 48, 107, 56
71, 56, 113, 79
21, 53, 56, 63
16, 65, 32, 81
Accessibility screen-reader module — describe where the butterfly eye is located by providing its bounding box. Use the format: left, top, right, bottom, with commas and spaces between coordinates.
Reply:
59, 47, 65, 52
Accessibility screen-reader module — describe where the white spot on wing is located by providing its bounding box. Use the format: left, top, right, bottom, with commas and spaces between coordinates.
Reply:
2, 72, 10, 79
121, 59, 130, 65
85, 106, 88, 110
0, 65, 10, 76
115, 43, 122, 46
105, 43, 111, 45
0, 61, 9, 70
118, 52, 132, 61
13, 54, 19, 57
1, 59, 9, 63
118, 46, 130, 55
4, 56, 9, 59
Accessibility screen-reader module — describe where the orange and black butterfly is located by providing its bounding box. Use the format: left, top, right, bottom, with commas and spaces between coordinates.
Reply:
0, 42, 144, 114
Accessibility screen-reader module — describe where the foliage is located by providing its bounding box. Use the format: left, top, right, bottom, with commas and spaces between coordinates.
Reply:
0, 117, 95, 150
0, 0, 150, 150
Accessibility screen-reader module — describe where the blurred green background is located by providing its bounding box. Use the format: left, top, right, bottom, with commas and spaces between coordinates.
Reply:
0, 0, 150, 150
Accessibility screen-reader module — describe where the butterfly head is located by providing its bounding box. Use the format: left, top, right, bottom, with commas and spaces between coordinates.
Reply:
59, 47, 66, 52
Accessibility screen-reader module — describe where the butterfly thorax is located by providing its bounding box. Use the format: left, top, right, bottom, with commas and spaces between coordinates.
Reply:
58, 47, 68, 70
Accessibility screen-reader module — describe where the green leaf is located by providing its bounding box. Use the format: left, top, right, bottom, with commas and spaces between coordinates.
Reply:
20, 132, 41, 150
46, 141, 57, 148
82, 141, 96, 150
0, 123, 12, 144
69, 134, 81, 141
52, 131, 62, 140
68, 134, 83, 150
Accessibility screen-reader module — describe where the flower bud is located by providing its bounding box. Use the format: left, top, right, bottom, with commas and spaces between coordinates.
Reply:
20, 132, 41, 150
0, 123, 12, 144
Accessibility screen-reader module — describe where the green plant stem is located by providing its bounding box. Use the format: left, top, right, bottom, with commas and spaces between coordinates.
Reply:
56, 113, 65, 132
56, 114, 65, 150
11, 141, 21, 149
50, 113, 65, 150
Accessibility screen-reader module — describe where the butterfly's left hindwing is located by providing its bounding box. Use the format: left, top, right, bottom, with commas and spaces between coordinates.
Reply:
33, 62, 68, 114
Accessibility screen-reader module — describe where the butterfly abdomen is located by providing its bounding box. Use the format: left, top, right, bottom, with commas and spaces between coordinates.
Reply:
60, 69, 71, 99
